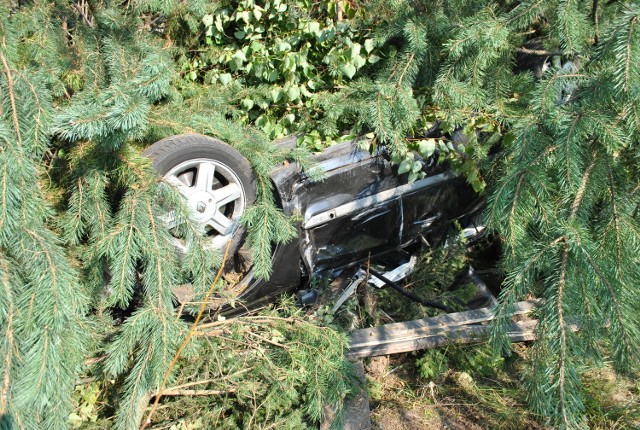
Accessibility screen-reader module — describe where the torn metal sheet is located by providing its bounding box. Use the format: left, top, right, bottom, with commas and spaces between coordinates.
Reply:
367, 256, 417, 289
331, 269, 367, 313
214, 138, 483, 311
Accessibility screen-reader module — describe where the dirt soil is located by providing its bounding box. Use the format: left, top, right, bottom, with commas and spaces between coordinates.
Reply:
363, 350, 640, 430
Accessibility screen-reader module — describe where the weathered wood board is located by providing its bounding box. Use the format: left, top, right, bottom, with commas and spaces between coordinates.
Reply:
347, 300, 539, 360
327, 300, 549, 429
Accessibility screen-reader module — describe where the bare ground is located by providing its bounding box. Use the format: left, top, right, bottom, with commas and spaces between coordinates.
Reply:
364, 349, 640, 430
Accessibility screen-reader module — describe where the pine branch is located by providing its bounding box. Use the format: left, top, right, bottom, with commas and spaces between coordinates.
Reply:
396, 52, 416, 88
563, 115, 581, 189
160, 388, 234, 396
622, 15, 637, 93
11, 70, 46, 150
516, 47, 564, 55
119, 343, 155, 430
142, 241, 232, 429
146, 200, 165, 309
0, 254, 16, 416
607, 169, 623, 271
508, 0, 547, 28
0, 44, 21, 146
569, 152, 597, 217
66, 177, 85, 244
556, 243, 571, 427
569, 229, 637, 371
561, 0, 577, 53
508, 172, 525, 251
540, 73, 588, 115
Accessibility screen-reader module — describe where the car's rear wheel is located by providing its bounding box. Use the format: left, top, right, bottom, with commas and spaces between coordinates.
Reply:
143, 134, 257, 256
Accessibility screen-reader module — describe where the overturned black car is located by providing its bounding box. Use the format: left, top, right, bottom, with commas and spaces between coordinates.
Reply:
143, 134, 484, 310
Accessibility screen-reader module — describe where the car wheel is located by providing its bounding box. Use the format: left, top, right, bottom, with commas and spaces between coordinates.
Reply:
143, 134, 257, 256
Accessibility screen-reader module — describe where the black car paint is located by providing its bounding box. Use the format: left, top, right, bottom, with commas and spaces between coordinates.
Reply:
227, 137, 480, 308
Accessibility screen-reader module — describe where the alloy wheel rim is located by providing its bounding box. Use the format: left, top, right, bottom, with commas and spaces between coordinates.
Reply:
164, 158, 246, 251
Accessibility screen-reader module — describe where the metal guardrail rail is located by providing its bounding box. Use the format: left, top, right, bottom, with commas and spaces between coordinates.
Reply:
347, 300, 539, 360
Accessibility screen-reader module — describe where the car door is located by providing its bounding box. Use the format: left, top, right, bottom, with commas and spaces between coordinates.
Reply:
293, 142, 404, 272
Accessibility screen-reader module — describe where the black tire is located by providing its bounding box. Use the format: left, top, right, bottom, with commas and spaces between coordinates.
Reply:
143, 134, 257, 256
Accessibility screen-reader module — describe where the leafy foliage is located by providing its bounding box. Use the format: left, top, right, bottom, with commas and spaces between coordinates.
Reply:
182, 0, 380, 144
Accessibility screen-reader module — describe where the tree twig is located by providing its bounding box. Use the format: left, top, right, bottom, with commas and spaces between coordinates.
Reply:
517, 47, 564, 56
245, 330, 289, 349
159, 389, 235, 397
141, 240, 232, 429
0, 38, 22, 146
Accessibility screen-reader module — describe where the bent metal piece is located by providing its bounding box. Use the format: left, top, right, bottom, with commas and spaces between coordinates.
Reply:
331, 269, 367, 313
303, 171, 456, 228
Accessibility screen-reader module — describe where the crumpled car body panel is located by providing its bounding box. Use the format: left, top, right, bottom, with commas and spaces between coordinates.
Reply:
231, 138, 480, 308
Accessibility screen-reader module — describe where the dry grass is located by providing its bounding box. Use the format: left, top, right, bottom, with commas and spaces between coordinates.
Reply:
365, 345, 640, 430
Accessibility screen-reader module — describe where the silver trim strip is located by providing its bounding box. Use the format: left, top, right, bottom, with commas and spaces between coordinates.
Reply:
302, 171, 456, 229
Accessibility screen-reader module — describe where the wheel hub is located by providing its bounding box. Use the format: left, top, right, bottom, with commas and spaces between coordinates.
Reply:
189, 191, 218, 223
163, 158, 246, 249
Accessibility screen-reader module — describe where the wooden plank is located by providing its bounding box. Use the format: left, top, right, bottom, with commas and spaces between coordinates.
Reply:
347, 319, 538, 360
349, 300, 538, 348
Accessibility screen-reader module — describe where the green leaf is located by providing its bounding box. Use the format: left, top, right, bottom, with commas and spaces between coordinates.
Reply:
283, 55, 296, 71
306, 21, 321, 35
353, 55, 366, 69
277, 41, 292, 52
391, 152, 404, 164
232, 49, 247, 62
398, 158, 412, 174
271, 88, 282, 102
364, 39, 375, 53
287, 85, 301, 101
241, 98, 255, 110
368, 55, 381, 64
237, 11, 251, 23
341, 63, 356, 79
349, 43, 362, 60
250, 40, 264, 52
219, 73, 232, 85
418, 139, 436, 157
202, 14, 213, 27
215, 15, 224, 32
412, 160, 422, 173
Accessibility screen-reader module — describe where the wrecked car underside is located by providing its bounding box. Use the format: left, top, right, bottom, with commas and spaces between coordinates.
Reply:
221, 137, 483, 309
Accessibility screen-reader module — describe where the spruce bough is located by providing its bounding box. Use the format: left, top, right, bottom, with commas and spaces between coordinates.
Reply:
0, 1, 348, 429
2, 0, 640, 428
